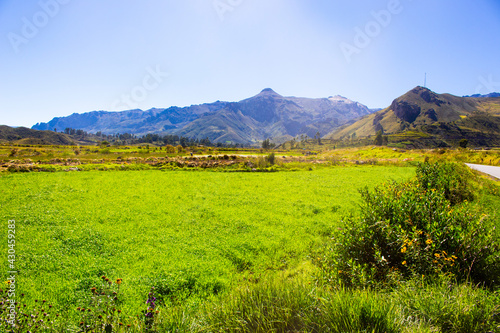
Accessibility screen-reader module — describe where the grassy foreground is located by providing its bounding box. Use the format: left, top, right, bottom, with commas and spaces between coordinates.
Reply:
0, 166, 413, 329
0, 164, 499, 332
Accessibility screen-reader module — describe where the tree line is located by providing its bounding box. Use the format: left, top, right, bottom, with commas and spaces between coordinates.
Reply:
61, 127, 245, 148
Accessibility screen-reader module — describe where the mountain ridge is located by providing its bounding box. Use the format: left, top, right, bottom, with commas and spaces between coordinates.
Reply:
32, 89, 373, 145
327, 86, 500, 147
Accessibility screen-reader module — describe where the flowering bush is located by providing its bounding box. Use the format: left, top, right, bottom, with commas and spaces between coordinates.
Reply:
416, 161, 474, 205
316, 162, 500, 288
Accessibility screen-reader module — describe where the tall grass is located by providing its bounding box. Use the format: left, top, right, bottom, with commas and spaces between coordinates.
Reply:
152, 274, 499, 333
192, 274, 400, 333
394, 278, 500, 333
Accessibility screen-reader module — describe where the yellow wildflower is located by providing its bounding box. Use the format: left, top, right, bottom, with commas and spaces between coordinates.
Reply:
401, 246, 407, 253
402, 261, 407, 265
434, 253, 440, 258
426, 239, 433, 245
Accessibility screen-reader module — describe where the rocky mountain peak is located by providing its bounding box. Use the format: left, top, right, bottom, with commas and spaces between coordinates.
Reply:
257, 88, 282, 97
328, 95, 352, 103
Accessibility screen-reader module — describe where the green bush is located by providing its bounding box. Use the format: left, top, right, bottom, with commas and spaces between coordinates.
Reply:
416, 161, 474, 205
316, 162, 500, 288
266, 152, 276, 165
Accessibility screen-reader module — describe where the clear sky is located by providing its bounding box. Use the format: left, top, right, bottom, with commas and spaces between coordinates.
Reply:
1, 0, 499, 127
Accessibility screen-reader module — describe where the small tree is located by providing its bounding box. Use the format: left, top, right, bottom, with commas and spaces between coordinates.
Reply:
165, 145, 175, 154
374, 130, 383, 146
459, 139, 468, 149
176, 145, 183, 153
266, 152, 275, 165
262, 138, 274, 150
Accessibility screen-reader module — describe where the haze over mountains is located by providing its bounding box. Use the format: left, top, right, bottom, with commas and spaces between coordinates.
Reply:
32, 89, 372, 145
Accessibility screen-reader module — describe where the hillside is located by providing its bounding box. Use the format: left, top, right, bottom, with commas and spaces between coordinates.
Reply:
327, 87, 500, 147
32, 89, 372, 145
0, 126, 76, 145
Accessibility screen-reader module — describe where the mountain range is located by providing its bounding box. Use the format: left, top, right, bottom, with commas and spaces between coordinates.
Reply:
26, 87, 500, 147
32, 88, 372, 145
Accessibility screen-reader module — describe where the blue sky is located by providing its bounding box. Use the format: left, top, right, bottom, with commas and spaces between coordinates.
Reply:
1, 0, 499, 127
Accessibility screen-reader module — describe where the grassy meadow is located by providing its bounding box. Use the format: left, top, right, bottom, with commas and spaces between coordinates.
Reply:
1, 166, 416, 328
1, 146, 500, 332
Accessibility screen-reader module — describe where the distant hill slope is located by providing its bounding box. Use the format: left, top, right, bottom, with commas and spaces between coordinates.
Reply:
32, 89, 372, 145
0, 126, 75, 145
327, 86, 500, 147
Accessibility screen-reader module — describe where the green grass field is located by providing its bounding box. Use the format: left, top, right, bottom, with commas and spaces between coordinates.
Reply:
1, 167, 414, 314
2, 163, 499, 332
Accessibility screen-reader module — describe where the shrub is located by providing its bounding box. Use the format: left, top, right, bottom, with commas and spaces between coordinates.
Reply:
316, 162, 500, 288
165, 145, 175, 154
256, 156, 268, 169
266, 152, 276, 165
459, 139, 468, 149
416, 161, 474, 205
9, 149, 18, 157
